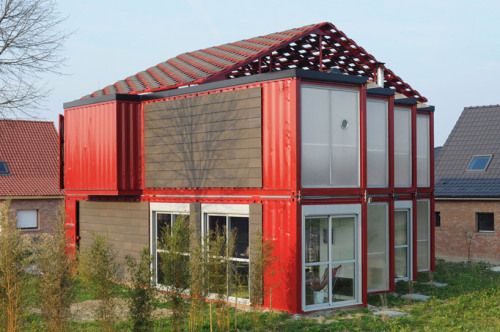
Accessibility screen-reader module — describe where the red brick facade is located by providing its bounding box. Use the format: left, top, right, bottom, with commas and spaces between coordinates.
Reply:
0, 198, 63, 234
435, 200, 500, 262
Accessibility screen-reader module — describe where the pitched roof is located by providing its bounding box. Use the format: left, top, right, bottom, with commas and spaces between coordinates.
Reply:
0, 120, 63, 197
83, 22, 426, 102
435, 105, 500, 198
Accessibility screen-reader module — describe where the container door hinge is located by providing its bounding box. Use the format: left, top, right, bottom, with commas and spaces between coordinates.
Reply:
294, 191, 302, 203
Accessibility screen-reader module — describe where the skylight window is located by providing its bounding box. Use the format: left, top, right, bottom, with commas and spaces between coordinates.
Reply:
0, 161, 8, 174
467, 155, 492, 171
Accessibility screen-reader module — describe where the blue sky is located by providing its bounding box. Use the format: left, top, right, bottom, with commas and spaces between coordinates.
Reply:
38, 0, 500, 146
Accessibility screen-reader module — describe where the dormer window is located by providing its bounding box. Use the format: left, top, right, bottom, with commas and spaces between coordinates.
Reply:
467, 155, 492, 171
0, 161, 8, 174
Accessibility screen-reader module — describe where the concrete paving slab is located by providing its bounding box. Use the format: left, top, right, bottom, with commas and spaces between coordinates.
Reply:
400, 293, 430, 301
490, 266, 500, 272
423, 282, 448, 287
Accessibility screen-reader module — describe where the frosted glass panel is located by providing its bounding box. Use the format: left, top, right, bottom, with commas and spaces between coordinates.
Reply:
417, 116, 430, 187
331, 217, 355, 261
394, 211, 408, 246
416, 200, 430, 271
395, 247, 408, 278
367, 204, 388, 291
331, 89, 359, 187
367, 100, 388, 187
301, 86, 359, 188
394, 108, 412, 187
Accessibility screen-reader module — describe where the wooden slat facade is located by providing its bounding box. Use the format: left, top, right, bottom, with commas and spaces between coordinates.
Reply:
145, 88, 263, 188
79, 201, 149, 263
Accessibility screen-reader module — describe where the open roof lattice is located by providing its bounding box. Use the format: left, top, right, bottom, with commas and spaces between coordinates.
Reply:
83, 22, 426, 102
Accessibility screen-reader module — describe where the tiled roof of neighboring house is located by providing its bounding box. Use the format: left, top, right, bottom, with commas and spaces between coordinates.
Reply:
82, 22, 426, 102
0, 120, 63, 196
435, 105, 500, 198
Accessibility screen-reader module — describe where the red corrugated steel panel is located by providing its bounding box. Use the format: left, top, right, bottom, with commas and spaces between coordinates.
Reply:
262, 199, 300, 313
262, 78, 298, 191
117, 101, 142, 190
65, 102, 118, 191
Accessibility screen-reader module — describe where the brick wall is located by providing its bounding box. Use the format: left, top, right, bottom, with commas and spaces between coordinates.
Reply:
0, 198, 64, 234
435, 200, 500, 262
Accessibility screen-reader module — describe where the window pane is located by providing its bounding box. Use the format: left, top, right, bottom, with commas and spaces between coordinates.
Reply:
305, 218, 328, 263
395, 247, 408, 278
416, 200, 430, 271
477, 213, 494, 232
331, 89, 359, 187
367, 204, 388, 291
16, 210, 37, 229
230, 261, 249, 299
229, 217, 249, 258
157, 213, 172, 238
394, 108, 411, 187
467, 156, 492, 171
305, 264, 329, 305
394, 211, 409, 246
333, 262, 354, 302
301, 87, 330, 187
331, 217, 355, 261
417, 115, 430, 187
367, 100, 388, 187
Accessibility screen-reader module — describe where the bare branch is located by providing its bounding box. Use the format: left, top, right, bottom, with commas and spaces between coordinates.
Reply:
0, 0, 69, 118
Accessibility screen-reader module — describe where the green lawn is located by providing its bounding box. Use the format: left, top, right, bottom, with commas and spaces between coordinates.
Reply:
22, 260, 500, 331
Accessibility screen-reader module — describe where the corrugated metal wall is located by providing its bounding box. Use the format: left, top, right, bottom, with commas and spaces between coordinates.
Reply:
262, 79, 298, 191
64, 100, 142, 192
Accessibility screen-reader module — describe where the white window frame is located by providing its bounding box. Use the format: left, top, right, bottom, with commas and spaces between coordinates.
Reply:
466, 155, 493, 172
394, 200, 413, 281
301, 204, 362, 311
150, 203, 190, 288
16, 209, 38, 229
202, 204, 251, 305
367, 202, 389, 292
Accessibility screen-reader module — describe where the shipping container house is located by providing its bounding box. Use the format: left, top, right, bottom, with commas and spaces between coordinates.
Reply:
62, 22, 434, 314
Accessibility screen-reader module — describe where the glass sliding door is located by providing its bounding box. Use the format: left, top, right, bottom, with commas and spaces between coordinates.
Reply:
394, 209, 412, 280
304, 213, 359, 309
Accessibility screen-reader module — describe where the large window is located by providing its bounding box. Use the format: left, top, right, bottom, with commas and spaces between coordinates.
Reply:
367, 203, 389, 292
16, 210, 38, 229
206, 215, 250, 300
302, 204, 361, 311
416, 115, 430, 187
477, 213, 494, 232
394, 107, 412, 187
416, 200, 430, 271
301, 85, 360, 188
367, 99, 388, 187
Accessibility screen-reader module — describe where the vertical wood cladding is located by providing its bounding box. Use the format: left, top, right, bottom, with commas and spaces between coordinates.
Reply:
144, 88, 262, 188
79, 201, 149, 263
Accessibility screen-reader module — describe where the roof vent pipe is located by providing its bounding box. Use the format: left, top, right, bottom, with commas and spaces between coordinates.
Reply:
376, 62, 385, 87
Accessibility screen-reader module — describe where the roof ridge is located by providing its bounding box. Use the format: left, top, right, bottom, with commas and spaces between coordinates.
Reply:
464, 104, 500, 110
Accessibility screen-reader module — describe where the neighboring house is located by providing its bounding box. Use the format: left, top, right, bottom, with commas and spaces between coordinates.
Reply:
62, 22, 435, 314
435, 105, 500, 263
0, 120, 64, 233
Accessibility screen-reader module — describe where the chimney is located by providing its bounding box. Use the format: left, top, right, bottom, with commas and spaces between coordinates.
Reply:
376, 62, 385, 87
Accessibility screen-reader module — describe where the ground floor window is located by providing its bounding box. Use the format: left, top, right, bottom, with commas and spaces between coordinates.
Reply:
302, 204, 361, 311
477, 212, 494, 232
394, 201, 413, 280
367, 203, 389, 292
416, 200, 430, 271
16, 209, 38, 229
206, 214, 250, 300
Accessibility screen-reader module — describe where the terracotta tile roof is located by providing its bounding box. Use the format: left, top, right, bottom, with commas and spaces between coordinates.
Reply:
0, 120, 63, 197
83, 22, 426, 102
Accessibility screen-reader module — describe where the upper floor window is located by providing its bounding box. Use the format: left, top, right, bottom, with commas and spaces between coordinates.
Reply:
416, 115, 430, 187
394, 107, 412, 187
367, 99, 388, 187
0, 161, 8, 174
467, 155, 492, 171
301, 85, 360, 188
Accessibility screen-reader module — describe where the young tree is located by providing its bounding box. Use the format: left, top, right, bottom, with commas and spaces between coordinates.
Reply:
36, 205, 75, 332
125, 247, 155, 332
78, 232, 119, 332
0, 200, 27, 331
0, 0, 69, 118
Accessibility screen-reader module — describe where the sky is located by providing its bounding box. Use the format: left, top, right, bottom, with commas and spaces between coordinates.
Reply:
34, 0, 500, 147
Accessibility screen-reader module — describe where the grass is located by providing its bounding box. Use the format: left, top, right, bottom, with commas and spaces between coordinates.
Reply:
18, 259, 500, 331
